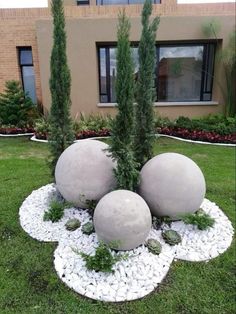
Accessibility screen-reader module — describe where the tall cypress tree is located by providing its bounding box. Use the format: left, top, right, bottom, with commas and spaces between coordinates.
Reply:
108, 11, 139, 191
134, 0, 160, 168
49, 0, 74, 174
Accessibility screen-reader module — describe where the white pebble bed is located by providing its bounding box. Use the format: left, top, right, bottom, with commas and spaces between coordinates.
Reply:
19, 184, 234, 302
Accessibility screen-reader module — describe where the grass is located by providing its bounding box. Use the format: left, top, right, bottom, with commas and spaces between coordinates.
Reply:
0, 136, 235, 314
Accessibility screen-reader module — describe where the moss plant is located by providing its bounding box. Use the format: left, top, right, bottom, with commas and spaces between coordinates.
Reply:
181, 209, 215, 230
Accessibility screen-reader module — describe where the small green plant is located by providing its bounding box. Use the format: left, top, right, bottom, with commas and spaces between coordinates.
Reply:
152, 216, 172, 230
43, 199, 72, 222
76, 242, 125, 273
162, 230, 182, 246
181, 209, 215, 230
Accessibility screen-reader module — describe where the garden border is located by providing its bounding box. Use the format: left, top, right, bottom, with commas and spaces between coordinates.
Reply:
30, 135, 236, 147
19, 184, 234, 302
0, 133, 34, 137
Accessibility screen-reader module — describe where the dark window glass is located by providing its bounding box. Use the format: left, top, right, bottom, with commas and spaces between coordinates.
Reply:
77, 0, 89, 5
158, 46, 203, 102
19, 48, 37, 103
20, 49, 33, 65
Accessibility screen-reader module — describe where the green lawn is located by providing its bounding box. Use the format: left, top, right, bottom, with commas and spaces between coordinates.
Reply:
0, 137, 235, 314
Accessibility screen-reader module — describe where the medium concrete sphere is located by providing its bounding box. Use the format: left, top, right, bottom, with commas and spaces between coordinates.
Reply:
139, 153, 206, 219
94, 190, 152, 250
55, 140, 116, 207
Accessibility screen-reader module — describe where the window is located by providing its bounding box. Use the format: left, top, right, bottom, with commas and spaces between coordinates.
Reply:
98, 46, 139, 102
98, 43, 215, 103
96, 0, 160, 5
18, 47, 37, 103
77, 0, 90, 5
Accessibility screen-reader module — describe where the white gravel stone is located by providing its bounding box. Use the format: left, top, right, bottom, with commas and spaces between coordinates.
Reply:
19, 184, 234, 302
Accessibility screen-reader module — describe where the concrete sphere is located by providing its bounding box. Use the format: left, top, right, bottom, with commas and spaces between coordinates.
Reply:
139, 153, 206, 219
55, 140, 116, 207
94, 190, 152, 251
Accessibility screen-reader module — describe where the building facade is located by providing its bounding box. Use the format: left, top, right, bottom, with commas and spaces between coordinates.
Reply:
0, 0, 235, 119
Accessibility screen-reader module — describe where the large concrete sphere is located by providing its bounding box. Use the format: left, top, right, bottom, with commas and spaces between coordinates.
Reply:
94, 190, 152, 250
139, 153, 206, 219
55, 140, 116, 207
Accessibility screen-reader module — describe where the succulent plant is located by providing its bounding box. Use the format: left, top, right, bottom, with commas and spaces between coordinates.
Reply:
146, 238, 162, 255
162, 230, 181, 246
65, 218, 81, 231
152, 217, 162, 230
82, 222, 94, 235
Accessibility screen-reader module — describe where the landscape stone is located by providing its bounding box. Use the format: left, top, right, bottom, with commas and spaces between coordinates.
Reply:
94, 190, 152, 250
55, 140, 116, 207
139, 153, 206, 219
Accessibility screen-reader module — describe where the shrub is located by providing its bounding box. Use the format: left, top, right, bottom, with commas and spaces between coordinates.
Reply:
35, 117, 50, 134
43, 199, 72, 222
181, 209, 215, 230
73, 113, 112, 134
0, 80, 35, 127
78, 242, 126, 273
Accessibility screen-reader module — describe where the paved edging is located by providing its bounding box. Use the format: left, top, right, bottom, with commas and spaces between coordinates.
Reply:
30, 134, 236, 147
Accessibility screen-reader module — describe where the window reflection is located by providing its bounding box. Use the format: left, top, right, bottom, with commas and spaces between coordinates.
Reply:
98, 44, 215, 103
158, 46, 203, 101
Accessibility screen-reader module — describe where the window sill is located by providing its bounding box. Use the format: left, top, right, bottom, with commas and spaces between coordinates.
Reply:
97, 101, 219, 108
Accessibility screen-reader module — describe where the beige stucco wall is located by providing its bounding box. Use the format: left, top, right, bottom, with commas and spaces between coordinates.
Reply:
36, 13, 234, 119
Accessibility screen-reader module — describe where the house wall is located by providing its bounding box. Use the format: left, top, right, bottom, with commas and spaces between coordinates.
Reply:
0, 1, 235, 119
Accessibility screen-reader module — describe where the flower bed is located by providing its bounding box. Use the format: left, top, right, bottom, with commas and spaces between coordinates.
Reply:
0, 126, 35, 135
34, 127, 236, 144
158, 127, 236, 144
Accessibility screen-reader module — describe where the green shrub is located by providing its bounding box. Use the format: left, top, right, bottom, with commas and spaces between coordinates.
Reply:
77, 242, 126, 273
174, 114, 236, 135
73, 113, 112, 133
34, 117, 50, 134
181, 209, 215, 230
154, 115, 174, 129
43, 199, 72, 222
0, 80, 35, 127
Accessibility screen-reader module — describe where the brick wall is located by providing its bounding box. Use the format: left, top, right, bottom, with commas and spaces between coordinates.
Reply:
0, 10, 50, 102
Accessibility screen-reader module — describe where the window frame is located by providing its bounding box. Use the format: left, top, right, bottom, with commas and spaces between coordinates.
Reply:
97, 41, 216, 103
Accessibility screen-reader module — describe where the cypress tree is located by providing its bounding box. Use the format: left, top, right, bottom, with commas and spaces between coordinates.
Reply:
49, 0, 74, 174
108, 11, 139, 191
134, 0, 160, 168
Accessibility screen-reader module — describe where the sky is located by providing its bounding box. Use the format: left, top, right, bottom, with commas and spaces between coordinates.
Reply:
0, 0, 234, 8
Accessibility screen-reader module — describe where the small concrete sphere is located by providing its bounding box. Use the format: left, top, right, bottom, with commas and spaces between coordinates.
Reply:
139, 153, 206, 219
93, 190, 152, 251
55, 139, 116, 207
